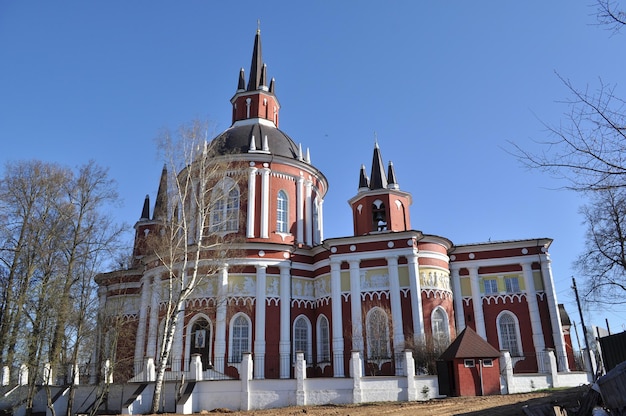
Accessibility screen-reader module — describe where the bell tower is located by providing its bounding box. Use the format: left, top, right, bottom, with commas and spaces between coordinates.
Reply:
348, 142, 412, 235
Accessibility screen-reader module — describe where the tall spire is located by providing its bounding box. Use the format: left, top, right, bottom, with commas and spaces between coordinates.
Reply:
247, 24, 263, 91
152, 165, 168, 221
369, 140, 388, 190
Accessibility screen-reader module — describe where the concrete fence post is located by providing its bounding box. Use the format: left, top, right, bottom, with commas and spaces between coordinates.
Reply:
145, 357, 155, 382
296, 352, 306, 406
1, 366, 10, 386
405, 350, 418, 401
547, 349, 559, 388
19, 364, 28, 386
500, 351, 514, 394
240, 352, 253, 411
350, 351, 363, 404
190, 354, 203, 381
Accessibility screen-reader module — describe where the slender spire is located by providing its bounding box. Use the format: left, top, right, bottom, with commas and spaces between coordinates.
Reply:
269, 77, 275, 94
140, 194, 150, 220
237, 68, 245, 90
369, 140, 388, 190
152, 165, 168, 221
358, 164, 370, 191
387, 161, 399, 190
247, 25, 263, 91
260, 64, 267, 88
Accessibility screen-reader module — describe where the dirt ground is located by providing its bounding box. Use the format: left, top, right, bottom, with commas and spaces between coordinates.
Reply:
149, 385, 593, 416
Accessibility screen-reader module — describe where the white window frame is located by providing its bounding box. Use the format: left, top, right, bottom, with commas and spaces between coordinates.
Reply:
431, 306, 450, 346
209, 177, 240, 234
293, 315, 312, 364
464, 359, 475, 368
497, 311, 523, 357
505, 276, 520, 293
277, 190, 289, 233
482, 359, 494, 367
484, 278, 498, 294
229, 313, 251, 363
316, 315, 330, 363
366, 307, 391, 360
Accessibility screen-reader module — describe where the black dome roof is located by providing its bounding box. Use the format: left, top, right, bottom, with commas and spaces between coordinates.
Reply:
209, 123, 299, 159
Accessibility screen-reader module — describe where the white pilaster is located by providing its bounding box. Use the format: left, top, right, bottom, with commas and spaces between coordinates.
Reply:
279, 263, 291, 378
521, 262, 546, 358
468, 266, 487, 339
318, 199, 324, 242
260, 166, 270, 238
296, 175, 304, 244
348, 260, 363, 352
214, 266, 229, 372
247, 166, 257, 238
305, 180, 313, 247
330, 260, 345, 377
386, 256, 405, 351
134, 276, 151, 369
450, 266, 466, 332
254, 265, 267, 379
540, 254, 569, 371
407, 253, 424, 342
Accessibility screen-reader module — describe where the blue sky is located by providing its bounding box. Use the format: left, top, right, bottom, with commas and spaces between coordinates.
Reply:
2, 2, 625, 336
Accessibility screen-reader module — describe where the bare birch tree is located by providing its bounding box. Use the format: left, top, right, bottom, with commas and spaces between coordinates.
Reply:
148, 119, 244, 413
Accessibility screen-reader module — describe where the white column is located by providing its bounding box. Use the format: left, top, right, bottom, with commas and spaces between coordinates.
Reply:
305, 180, 313, 247
450, 266, 466, 332
386, 256, 405, 351
214, 265, 229, 372
540, 254, 569, 371
407, 253, 424, 342
279, 263, 291, 378
348, 260, 363, 352
330, 259, 344, 377
247, 166, 257, 238
146, 276, 159, 359
296, 175, 304, 244
521, 262, 546, 356
260, 165, 270, 238
468, 266, 487, 339
254, 265, 267, 379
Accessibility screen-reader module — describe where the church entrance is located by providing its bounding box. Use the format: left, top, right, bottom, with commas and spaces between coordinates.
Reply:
190, 318, 212, 370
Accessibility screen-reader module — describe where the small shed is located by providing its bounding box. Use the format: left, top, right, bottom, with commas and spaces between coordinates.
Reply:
437, 327, 501, 396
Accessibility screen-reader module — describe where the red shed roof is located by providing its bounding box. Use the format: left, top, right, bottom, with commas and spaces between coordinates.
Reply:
439, 327, 501, 360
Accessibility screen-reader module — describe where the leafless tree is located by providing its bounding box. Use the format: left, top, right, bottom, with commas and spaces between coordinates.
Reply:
147, 119, 244, 413
511, 2, 626, 307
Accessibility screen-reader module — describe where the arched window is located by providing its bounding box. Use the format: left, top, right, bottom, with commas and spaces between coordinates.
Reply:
209, 178, 239, 233
229, 313, 251, 363
431, 307, 450, 346
277, 190, 288, 233
498, 311, 522, 356
317, 315, 330, 362
366, 307, 390, 360
189, 316, 212, 370
293, 315, 312, 363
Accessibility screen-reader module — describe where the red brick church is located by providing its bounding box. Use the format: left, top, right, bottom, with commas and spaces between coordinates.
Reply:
95, 29, 574, 385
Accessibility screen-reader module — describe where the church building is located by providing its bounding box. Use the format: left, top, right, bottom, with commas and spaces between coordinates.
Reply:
95, 29, 573, 385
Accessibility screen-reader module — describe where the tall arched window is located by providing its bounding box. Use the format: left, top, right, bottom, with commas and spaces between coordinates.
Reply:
277, 190, 288, 233
229, 313, 251, 363
366, 307, 390, 360
431, 307, 450, 346
317, 315, 330, 362
293, 315, 312, 363
209, 178, 239, 233
498, 311, 522, 356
